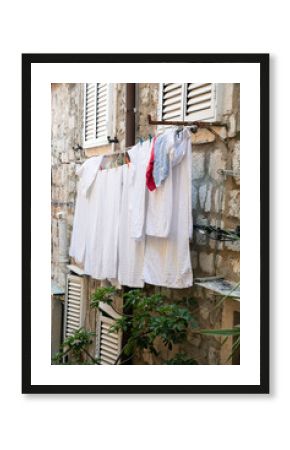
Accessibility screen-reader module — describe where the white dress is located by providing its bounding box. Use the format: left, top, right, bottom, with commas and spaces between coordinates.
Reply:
69, 156, 103, 264
118, 164, 145, 287
144, 129, 193, 288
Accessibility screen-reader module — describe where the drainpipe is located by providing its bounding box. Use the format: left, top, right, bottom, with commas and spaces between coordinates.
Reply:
125, 84, 136, 147
121, 84, 136, 363
112, 83, 118, 153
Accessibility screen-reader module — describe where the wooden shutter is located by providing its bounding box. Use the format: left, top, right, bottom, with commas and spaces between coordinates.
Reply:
95, 302, 123, 365
96, 83, 109, 142
184, 83, 216, 121
84, 83, 97, 143
161, 83, 184, 121
84, 83, 111, 148
63, 274, 86, 339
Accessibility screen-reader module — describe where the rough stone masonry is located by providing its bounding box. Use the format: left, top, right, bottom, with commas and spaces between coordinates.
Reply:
51, 83, 240, 364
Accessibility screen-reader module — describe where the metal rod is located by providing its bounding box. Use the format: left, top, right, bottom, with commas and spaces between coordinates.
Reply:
217, 169, 240, 177
147, 114, 226, 128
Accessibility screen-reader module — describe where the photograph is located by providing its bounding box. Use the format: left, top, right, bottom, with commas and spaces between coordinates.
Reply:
51, 82, 241, 367
23, 53, 269, 393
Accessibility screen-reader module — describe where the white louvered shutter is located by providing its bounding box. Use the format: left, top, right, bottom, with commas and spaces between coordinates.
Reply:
95, 302, 123, 365
161, 83, 184, 121
184, 83, 216, 121
64, 274, 86, 338
84, 83, 111, 148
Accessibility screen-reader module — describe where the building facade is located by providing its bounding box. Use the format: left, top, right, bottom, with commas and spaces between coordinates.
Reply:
51, 83, 240, 365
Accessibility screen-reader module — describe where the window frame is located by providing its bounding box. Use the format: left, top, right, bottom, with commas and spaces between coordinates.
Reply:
159, 83, 223, 123
83, 83, 113, 149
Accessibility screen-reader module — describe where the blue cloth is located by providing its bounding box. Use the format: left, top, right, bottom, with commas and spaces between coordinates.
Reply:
153, 133, 170, 187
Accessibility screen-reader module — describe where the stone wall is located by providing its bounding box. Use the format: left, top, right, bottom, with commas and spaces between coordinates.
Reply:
134, 83, 240, 364
51, 83, 84, 288
51, 83, 240, 364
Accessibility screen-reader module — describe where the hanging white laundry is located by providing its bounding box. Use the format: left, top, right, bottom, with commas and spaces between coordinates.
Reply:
87, 166, 123, 280
83, 168, 106, 276
127, 140, 151, 240
69, 155, 103, 264
100, 166, 123, 278
144, 129, 193, 289
172, 129, 193, 239
145, 130, 174, 238
118, 164, 145, 288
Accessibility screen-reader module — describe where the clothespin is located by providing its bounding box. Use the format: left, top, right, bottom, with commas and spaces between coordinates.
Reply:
138, 136, 143, 145
148, 133, 152, 142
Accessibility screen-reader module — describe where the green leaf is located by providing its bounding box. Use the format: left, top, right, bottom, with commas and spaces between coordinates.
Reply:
198, 327, 240, 337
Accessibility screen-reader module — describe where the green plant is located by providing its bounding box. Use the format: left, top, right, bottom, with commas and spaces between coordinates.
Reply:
90, 286, 117, 309
54, 285, 240, 365
92, 288, 199, 364
196, 326, 240, 363
52, 328, 99, 365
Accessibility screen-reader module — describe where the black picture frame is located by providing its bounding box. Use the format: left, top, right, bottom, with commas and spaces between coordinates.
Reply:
22, 53, 269, 394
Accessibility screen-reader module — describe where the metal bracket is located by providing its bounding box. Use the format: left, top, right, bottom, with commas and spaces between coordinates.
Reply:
107, 136, 119, 144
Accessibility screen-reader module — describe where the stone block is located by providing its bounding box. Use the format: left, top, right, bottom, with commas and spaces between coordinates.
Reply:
196, 214, 209, 226
196, 232, 207, 246
192, 152, 205, 180
227, 114, 237, 138
223, 84, 234, 114
68, 149, 75, 161
208, 346, 219, 365
209, 148, 226, 181
232, 141, 240, 172
68, 163, 76, 177
68, 116, 75, 129
200, 305, 210, 321
230, 257, 240, 276
191, 250, 198, 270
232, 140, 240, 185
199, 183, 212, 213
61, 152, 69, 164
51, 167, 58, 185
225, 240, 240, 252
199, 184, 206, 209
68, 179, 76, 194
199, 252, 215, 274
191, 128, 215, 145
189, 333, 202, 348
214, 187, 224, 213
216, 254, 223, 265
192, 184, 198, 210
228, 190, 240, 218
211, 126, 227, 140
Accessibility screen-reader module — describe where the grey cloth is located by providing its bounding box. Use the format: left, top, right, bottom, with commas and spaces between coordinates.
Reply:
153, 133, 170, 187
172, 129, 189, 167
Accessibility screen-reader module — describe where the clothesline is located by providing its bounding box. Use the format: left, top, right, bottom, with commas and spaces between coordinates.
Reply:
84, 127, 193, 160
70, 127, 194, 289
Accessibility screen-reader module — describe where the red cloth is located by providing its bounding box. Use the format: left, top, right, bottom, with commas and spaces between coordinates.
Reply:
146, 137, 157, 191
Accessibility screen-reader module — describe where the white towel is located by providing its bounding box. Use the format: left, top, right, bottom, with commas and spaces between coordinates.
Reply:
127, 141, 151, 240
145, 161, 173, 238
100, 166, 122, 279
118, 164, 145, 288
83, 168, 105, 277
87, 166, 123, 280
144, 129, 193, 288
69, 156, 103, 264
